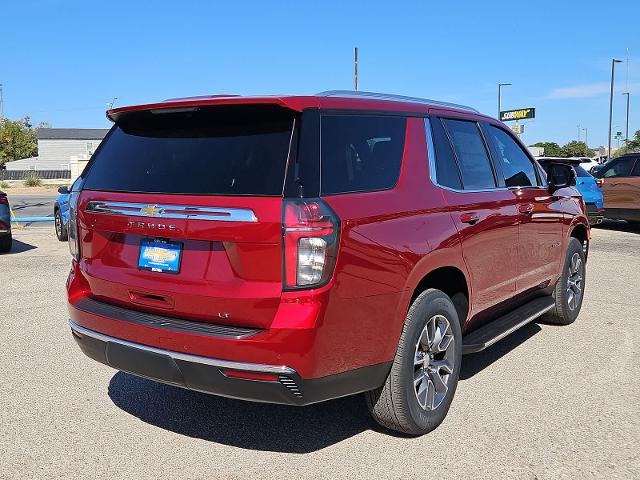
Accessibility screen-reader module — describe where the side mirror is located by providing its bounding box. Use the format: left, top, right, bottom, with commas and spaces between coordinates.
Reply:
57, 185, 70, 194
547, 163, 576, 193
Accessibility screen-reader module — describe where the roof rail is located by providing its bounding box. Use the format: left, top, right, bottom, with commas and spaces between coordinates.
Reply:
316, 90, 480, 113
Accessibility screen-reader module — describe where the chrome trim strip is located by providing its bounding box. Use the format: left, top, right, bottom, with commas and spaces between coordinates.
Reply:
69, 320, 296, 375
85, 201, 258, 223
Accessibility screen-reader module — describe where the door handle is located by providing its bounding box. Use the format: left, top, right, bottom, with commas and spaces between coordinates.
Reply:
460, 213, 480, 225
518, 203, 534, 215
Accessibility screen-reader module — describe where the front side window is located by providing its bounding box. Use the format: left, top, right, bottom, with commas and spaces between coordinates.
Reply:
629, 158, 640, 176
320, 115, 406, 195
442, 119, 496, 190
602, 158, 636, 178
486, 126, 538, 187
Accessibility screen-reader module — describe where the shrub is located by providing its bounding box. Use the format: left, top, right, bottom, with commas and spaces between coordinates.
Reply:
0, 181, 10, 189
24, 175, 43, 187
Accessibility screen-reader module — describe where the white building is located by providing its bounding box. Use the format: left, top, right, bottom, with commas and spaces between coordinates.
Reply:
5, 128, 109, 171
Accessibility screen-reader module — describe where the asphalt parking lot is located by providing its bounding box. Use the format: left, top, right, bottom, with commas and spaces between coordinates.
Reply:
1, 223, 639, 479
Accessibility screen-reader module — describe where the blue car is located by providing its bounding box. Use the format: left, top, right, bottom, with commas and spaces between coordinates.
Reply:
54, 184, 72, 241
538, 158, 604, 225
0, 190, 12, 252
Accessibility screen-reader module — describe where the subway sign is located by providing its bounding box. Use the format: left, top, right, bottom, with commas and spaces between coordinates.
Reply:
500, 108, 535, 122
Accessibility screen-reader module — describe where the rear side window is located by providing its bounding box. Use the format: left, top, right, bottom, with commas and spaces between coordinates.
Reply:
82, 106, 294, 195
630, 158, 640, 176
442, 119, 496, 190
320, 115, 406, 195
428, 118, 462, 189
486, 126, 538, 187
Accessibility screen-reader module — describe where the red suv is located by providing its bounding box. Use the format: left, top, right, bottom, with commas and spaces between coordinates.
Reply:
68, 91, 589, 435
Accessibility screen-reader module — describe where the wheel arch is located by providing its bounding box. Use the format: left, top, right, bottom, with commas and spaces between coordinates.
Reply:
569, 222, 589, 258
409, 266, 470, 329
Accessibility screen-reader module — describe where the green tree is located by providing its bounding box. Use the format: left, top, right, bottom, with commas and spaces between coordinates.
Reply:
0, 116, 39, 166
530, 142, 563, 156
613, 129, 640, 157
559, 140, 595, 158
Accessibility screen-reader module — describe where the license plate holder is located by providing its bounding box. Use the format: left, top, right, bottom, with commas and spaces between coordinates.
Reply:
138, 238, 183, 274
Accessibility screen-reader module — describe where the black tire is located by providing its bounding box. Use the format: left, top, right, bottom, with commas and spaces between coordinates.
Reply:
0, 233, 12, 253
366, 289, 462, 435
540, 237, 585, 325
54, 209, 68, 241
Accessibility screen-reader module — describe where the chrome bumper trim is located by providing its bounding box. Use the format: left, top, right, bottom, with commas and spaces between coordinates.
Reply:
68, 320, 295, 375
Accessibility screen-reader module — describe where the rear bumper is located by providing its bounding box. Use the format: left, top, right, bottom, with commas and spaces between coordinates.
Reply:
69, 320, 390, 405
585, 203, 604, 225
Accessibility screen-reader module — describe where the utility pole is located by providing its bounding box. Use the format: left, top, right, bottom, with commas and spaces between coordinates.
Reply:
608, 59, 623, 160
354, 47, 358, 91
583, 128, 588, 148
577, 124, 581, 141
0, 83, 4, 118
498, 83, 512, 119
622, 92, 630, 144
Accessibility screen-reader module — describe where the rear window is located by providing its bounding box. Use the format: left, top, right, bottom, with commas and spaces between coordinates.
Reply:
82, 106, 295, 196
320, 115, 407, 195
575, 165, 591, 177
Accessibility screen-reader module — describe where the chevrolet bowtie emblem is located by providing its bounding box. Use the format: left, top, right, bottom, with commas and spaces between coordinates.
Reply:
140, 205, 164, 216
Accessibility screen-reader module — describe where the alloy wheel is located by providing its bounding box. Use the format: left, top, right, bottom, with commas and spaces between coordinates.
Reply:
55, 212, 62, 237
413, 314, 455, 411
567, 252, 583, 311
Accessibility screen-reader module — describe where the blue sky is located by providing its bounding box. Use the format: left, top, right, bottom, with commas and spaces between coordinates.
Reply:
3, 0, 638, 147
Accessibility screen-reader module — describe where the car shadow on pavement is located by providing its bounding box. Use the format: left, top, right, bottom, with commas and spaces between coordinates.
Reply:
460, 322, 541, 380
108, 371, 377, 453
5, 238, 37, 254
592, 220, 640, 234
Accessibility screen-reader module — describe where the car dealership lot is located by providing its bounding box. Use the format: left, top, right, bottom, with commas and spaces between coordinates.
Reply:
1, 224, 639, 479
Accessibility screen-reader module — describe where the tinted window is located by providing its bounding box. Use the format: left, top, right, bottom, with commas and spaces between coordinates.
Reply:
82, 107, 294, 195
486, 126, 538, 187
321, 115, 406, 194
630, 159, 640, 176
428, 118, 461, 189
443, 119, 495, 190
602, 157, 636, 178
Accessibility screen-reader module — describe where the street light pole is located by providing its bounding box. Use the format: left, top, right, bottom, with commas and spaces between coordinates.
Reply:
583, 128, 588, 148
608, 59, 623, 160
0, 83, 4, 118
622, 92, 630, 144
577, 124, 581, 141
498, 83, 511, 119
354, 47, 358, 91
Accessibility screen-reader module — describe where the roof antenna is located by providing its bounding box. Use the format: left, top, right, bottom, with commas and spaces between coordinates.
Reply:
354, 47, 358, 91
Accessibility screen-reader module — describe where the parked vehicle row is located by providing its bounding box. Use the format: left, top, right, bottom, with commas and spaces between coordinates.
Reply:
537, 157, 604, 225
591, 153, 640, 224
64, 91, 589, 435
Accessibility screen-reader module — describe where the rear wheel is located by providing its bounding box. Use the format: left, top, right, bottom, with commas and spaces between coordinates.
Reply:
54, 209, 68, 241
541, 237, 585, 325
366, 289, 462, 435
0, 233, 12, 253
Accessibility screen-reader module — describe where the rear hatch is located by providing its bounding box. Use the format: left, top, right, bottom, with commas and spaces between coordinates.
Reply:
75, 105, 296, 329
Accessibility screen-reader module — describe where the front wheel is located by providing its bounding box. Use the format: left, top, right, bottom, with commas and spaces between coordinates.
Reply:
54, 209, 68, 241
366, 289, 462, 435
0, 233, 12, 253
540, 237, 586, 325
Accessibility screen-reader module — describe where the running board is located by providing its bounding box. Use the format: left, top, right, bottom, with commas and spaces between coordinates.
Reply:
462, 296, 555, 354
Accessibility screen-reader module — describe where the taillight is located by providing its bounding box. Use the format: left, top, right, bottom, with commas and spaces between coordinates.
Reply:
68, 191, 80, 261
283, 198, 339, 289
0, 194, 7, 205
595, 178, 604, 188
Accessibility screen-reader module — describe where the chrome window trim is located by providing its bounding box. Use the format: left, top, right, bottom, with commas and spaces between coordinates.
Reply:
85, 201, 258, 223
424, 117, 509, 194
69, 320, 296, 375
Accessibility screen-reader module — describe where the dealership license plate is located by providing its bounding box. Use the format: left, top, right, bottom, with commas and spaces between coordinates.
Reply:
138, 239, 182, 274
